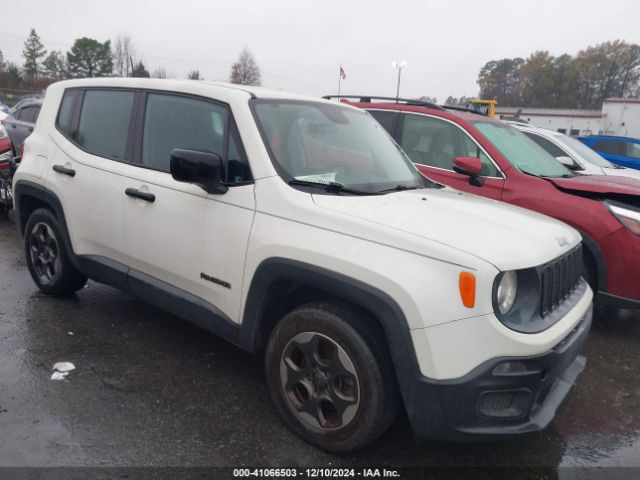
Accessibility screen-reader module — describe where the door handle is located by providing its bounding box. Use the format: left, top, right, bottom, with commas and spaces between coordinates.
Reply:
52, 164, 76, 177
125, 188, 155, 203
10, 124, 16, 128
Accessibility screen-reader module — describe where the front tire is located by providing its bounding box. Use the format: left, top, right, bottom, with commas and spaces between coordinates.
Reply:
24, 208, 87, 295
265, 302, 399, 452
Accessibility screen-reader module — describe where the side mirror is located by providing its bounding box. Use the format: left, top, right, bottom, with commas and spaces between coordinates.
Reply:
453, 156, 484, 187
170, 149, 228, 194
556, 156, 581, 171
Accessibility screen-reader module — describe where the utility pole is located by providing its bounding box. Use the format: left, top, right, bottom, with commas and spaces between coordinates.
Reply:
392, 61, 406, 101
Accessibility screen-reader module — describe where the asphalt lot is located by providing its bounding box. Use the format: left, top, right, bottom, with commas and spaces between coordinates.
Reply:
0, 217, 639, 473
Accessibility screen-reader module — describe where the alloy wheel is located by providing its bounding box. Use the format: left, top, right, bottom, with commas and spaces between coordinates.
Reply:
280, 332, 360, 430
29, 222, 62, 285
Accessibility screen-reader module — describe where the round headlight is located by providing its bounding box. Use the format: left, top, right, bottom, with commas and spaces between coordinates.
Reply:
497, 271, 518, 314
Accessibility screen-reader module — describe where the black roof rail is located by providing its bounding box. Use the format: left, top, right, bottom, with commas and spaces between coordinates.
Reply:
323, 95, 445, 110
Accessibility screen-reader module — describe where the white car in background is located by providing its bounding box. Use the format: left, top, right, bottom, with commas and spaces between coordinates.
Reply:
508, 121, 640, 180
0, 110, 8, 140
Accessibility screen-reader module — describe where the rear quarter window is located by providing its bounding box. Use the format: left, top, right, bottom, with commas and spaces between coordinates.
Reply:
56, 91, 79, 135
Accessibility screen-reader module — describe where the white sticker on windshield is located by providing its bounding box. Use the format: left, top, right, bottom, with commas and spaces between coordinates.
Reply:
294, 173, 337, 184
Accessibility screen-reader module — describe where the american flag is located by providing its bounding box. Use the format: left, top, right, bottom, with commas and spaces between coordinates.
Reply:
340, 66, 346, 80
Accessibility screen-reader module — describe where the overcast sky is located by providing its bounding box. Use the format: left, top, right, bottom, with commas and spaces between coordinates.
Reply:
2, 0, 638, 101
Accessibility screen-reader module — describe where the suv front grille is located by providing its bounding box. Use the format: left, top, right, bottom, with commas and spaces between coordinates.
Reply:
540, 245, 582, 317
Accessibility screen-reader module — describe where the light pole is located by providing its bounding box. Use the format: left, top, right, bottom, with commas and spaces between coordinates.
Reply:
392, 61, 406, 101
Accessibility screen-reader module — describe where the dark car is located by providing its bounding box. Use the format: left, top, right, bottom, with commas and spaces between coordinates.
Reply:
578, 135, 640, 170
4, 98, 43, 156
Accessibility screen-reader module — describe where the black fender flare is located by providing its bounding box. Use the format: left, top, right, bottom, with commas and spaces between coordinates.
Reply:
13, 180, 82, 271
237, 257, 421, 375
577, 229, 607, 292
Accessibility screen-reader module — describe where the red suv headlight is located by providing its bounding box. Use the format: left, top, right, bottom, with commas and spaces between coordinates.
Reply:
608, 203, 640, 236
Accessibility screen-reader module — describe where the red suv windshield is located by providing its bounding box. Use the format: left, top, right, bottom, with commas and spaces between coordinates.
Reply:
472, 121, 571, 178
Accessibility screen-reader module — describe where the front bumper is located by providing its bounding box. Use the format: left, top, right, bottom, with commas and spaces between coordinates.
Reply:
401, 303, 592, 441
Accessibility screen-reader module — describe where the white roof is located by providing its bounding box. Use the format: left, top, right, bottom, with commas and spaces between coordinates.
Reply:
505, 120, 559, 135
46, 78, 327, 103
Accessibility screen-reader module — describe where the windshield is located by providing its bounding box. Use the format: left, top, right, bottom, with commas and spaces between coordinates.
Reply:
553, 134, 616, 168
472, 121, 571, 178
252, 100, 426, 193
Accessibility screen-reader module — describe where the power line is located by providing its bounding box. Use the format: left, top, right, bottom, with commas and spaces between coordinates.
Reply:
0, 31, 333, 91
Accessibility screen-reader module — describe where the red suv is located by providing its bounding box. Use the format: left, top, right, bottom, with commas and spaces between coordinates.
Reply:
336, 96, 640, 310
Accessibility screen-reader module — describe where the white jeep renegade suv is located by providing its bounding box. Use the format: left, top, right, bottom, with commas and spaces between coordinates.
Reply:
13, 78, 593, 451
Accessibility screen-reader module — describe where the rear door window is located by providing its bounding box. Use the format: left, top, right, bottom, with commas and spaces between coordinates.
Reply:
18, 107, 36, 122
76, 90, 134, 160
627, 143, 640, 159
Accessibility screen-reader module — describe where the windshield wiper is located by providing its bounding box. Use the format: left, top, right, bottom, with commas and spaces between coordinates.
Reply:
377, 184, 421, 193
288, 179, 379, 195
540, 174, 574, 178
521, 169, 573, 179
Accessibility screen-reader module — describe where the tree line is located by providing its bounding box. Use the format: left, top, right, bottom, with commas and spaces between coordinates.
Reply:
0, 29, 261, 98
5, 30, 638, 110
474, 40, 640, 109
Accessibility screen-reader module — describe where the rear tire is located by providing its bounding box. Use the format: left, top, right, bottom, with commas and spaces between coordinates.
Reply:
265, 302, 399, 452
24, 208, 87, 295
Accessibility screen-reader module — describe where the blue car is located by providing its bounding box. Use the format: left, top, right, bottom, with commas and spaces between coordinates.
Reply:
578, 135, 640, 170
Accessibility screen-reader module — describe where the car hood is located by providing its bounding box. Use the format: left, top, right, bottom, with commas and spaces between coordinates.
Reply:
547, 175, 640, 195
312, 187, 580, 271
601, 166, 640, 180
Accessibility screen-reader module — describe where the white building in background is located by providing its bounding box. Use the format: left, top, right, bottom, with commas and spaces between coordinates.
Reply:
495, 98, 640, 138
601, 98, 640, 138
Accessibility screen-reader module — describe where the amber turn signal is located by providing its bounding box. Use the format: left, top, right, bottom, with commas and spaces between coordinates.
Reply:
459, 272, 476, 308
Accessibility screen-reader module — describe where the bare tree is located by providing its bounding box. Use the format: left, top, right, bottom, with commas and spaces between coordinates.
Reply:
229, 48, 261, 86
187, 69, 202, 80
112, 34, 137, 77
152, 65, 168, 79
